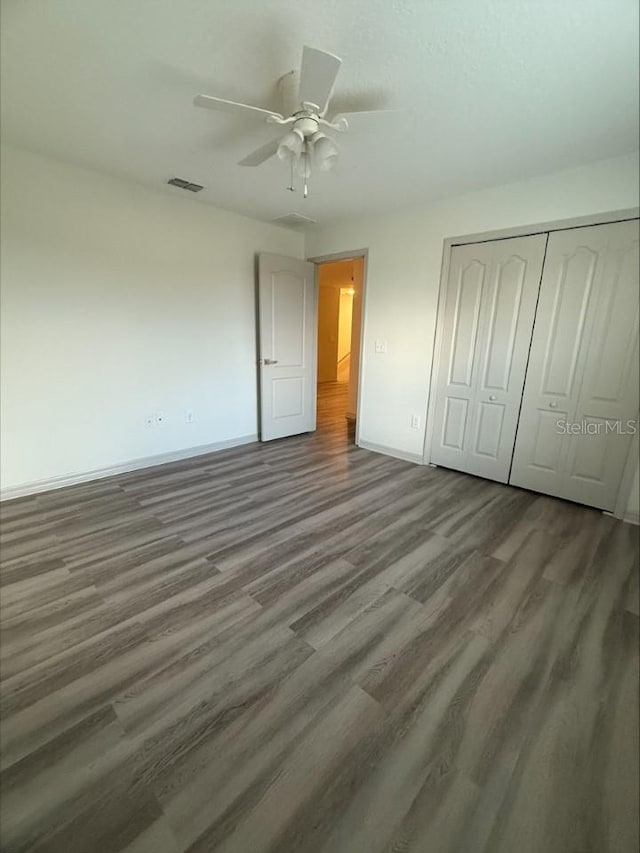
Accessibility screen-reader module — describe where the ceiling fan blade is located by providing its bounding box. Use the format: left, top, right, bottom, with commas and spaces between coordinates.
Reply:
194, 94, 283, 121
330, 109, 405, 130
238, 136, 281, 167
334, 109, 402, 120
298, 46, 342, 114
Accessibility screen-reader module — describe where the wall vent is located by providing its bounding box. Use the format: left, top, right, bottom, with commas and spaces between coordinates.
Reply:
272, 212, 317, 229
167, 177, 205, 193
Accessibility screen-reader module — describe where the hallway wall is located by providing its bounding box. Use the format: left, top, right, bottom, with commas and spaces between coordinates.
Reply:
337, 289, 353, 363
317, 284, 340, 382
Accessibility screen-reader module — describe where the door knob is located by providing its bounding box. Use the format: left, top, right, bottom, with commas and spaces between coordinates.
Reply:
489, 395, 496, 401
549, 401, 558, 408
263, 358, 278, 365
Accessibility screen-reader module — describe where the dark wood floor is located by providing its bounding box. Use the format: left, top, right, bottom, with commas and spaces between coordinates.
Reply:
1, 381, 638, 853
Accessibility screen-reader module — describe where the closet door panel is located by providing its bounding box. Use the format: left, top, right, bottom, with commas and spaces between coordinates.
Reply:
442, 397, 469, 451
431, 244, 489, 473
472, 400, 506, 459
448, 260, 485, 387
569, 418, 611, 482
430, 234, 547, 481
463, 235, 547, 481
511, 219, 639, 510
528, 407, 570, 473
540, 246, 598, 399
482, 254, 528, 391
508, 230, 607, 496
564, 222, 640, 509
576, 235, 639, 416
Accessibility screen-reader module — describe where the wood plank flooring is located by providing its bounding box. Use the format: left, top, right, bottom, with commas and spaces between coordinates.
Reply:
1, 380, 638, 853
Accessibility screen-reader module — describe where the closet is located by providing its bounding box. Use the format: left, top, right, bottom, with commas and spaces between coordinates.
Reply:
430, 218, 639, 512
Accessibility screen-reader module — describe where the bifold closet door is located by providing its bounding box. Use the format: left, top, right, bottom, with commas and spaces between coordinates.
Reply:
430, 234, 547, 482
510, 219, 639, 511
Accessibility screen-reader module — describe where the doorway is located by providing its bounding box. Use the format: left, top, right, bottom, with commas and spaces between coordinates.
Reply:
315, 256, 366, 440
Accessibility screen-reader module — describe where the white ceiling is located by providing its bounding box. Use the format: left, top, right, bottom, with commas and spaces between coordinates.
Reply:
2, 0, 638, 227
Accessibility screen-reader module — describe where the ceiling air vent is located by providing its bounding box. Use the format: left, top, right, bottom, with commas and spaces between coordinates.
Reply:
167, 177, 205, 193
272, 213, 317, 229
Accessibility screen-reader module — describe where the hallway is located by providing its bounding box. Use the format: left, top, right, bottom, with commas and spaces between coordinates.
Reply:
316, 380, 353, 440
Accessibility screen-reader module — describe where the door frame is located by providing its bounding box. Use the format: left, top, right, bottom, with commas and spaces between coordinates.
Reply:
307, 248, 369, 447
423, 206, 640, 519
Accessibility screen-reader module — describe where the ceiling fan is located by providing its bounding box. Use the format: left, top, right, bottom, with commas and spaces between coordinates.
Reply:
194, 45, 394, 197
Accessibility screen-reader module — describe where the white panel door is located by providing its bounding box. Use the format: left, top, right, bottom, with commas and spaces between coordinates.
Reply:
430, 234, 547, 482
258, 253, 317, 441
510, 219, 639, 510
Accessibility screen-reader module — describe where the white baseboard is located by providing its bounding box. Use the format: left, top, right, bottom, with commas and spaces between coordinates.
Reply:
623, 510, 640, 526
357, 439, 424, 465
0, 434, 258, 502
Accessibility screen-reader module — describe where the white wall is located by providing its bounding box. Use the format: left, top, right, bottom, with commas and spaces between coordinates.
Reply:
0, 145, 303, 492
306, 153, 640, 507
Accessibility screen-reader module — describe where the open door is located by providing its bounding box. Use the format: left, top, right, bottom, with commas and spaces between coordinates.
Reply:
258, 253, 317, 441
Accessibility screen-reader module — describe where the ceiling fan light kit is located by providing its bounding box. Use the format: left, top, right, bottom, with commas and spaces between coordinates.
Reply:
193, 45, 392, 198
312, 133, 339, 172
277, 128, 304, 162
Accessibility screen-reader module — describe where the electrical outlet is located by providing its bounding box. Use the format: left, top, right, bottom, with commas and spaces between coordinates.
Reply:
155, 412, 165, 426
375, 339, 388, 354
185, 410, 194, 424
410, 414, 421, 430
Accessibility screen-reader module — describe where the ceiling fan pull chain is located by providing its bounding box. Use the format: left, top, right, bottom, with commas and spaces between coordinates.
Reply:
287, 156, 295, 192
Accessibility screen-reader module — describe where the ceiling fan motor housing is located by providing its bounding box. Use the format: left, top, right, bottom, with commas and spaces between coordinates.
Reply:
293, 114, 320, 137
